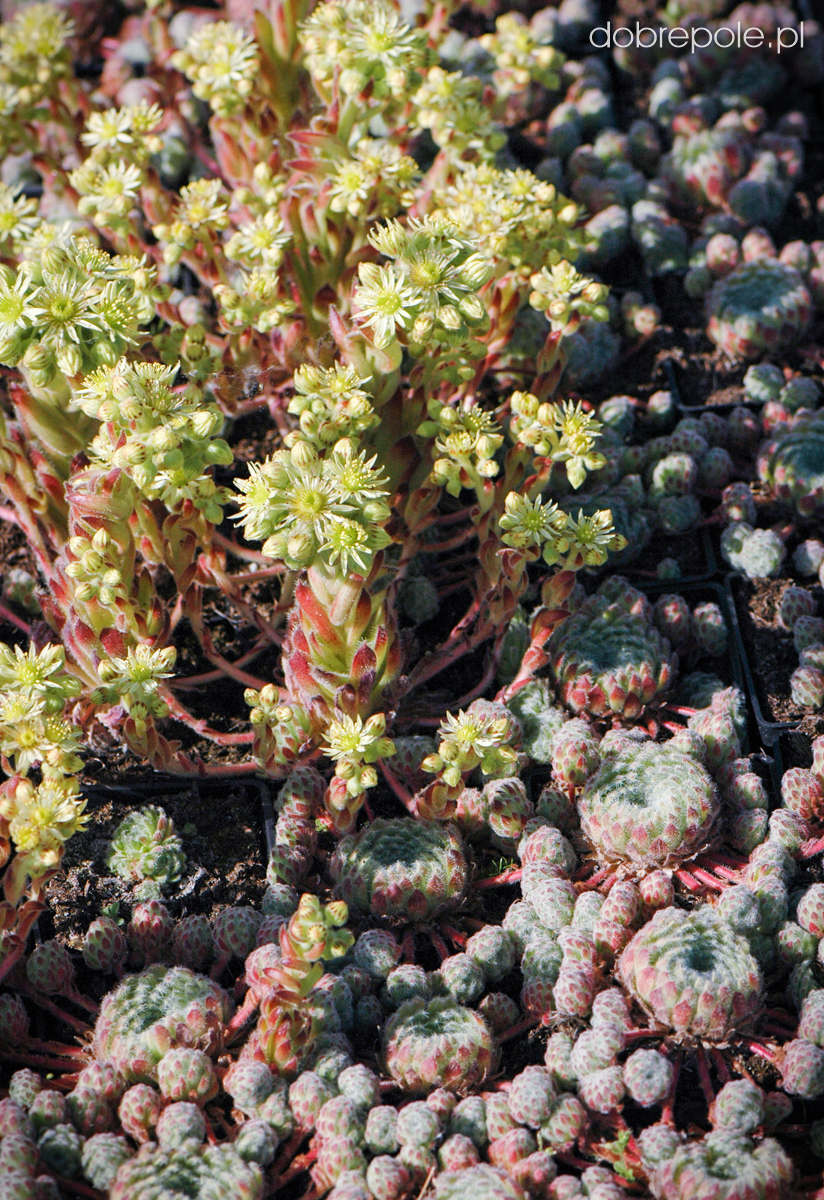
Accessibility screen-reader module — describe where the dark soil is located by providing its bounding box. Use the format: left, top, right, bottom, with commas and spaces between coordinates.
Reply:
39, 778, 268, 1009
731, 573, 824, 738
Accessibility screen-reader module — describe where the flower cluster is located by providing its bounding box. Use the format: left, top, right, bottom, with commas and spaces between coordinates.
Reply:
234, 439, 391, 574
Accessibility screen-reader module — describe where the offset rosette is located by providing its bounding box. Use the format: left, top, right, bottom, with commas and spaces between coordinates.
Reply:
548, 578, 675, 720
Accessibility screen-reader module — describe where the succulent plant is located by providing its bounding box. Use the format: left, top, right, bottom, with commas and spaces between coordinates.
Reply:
212, 906, 262, 966
794, 540, 824, 577
83, 916, 129, 974
8, 1069, 43, 1111
26, 939, 74, 995
0, 994, 29, 1046
505, 680, 567, 766
662, 128, 750, 211
548, 578, 675, 720
171, 914, 214, 971
156, 1047, 218, 1105
744, 363, 785, 405
110, 1141, 263, 1200
331, 818, 468, 920
81, 1132, 134, 1191
693, 602, 728, 657
506, 1068, 556, 1128
384, 997, 495, 1095
155, 1101, 207, 1148
127, 899, 175, 964
706, 260, 811, 360
617, 905, 763, 1040
712, 1079, 766, 1134
38, 1122, 83, 1178
434, 1164, 526, 1200
758, 412, 824, 516
578, 743, 718, 871
721, 523, 786, 579
577, 1065, 626, 1113
106, 805, 186, 890
650, 1130, 794, 1200
366, 1154, 411, 1200
465, 926, 517, 983
624, 1049, 673, 1107
92, 964, 233, 1082
790, 665, 824, 707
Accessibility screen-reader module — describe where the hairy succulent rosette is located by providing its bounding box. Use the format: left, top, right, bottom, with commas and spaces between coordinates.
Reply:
757, 413, 824, 517
662, 128, 750, 210
331, 818, 468, 920
649, 1130, 794, 1200
92, 965, 233, 1082
706, 260, 811, 361
548, 578, 675, 720
435, 1164, 526, 1200
578, 743, 718, 871
106, 805, 186, 890
384, 997, 495, 1095
111, 1141, 263, 1200
617, 906, 762, 1041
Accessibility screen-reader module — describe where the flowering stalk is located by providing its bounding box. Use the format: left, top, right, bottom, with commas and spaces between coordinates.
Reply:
247, 893, 352, 1076
0, 644, 87, 984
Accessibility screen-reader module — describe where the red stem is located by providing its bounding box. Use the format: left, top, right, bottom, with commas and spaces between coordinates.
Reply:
498, 1016, 539, 1043
695, 1044, 715, 1110
661, 1050, 682, 1126
161, 689, 255, 746
20, 989, 92, 1036
379, 761, 416, 814
674, 868, 703, 893
746, 1040, 778, 1064
475, 868, 522, 889
0, 601, 33, 635
689, 867, 726, 892
169, 638, 269, 688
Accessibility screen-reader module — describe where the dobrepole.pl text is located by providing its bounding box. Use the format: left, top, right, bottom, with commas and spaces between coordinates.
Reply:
590, 22, 805, 53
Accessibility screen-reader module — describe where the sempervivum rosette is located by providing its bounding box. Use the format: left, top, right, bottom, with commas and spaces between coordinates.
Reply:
548, 578, 675, 720
617, 906, 762, 1041
706, 259, 811, 361
649, 1130, 794, 1200
111, 1142, 263, 1200
434, 1164, 528, 1200
330, 817, 468, 920
578, 743, 718, 871
757, 411, 824, 517
384, 997, 495, 1094
92, 965, 233, 1083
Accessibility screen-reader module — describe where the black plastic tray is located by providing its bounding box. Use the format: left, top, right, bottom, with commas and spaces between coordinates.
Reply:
624, 524, 718, 586
724, 574, 799, 749
665, 357, 757, 418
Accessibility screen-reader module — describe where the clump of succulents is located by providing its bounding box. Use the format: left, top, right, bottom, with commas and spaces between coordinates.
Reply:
105, 805, 186, 894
